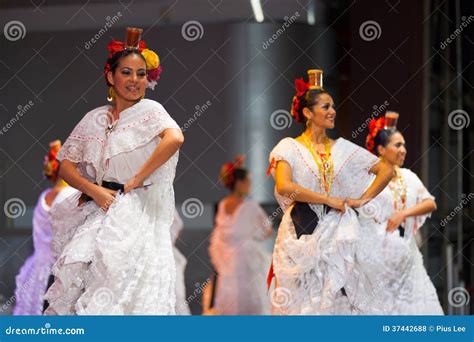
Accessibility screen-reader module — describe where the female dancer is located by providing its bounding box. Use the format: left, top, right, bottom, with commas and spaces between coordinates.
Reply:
44, 27, 184, 315
360, 113, 443, 314
13, 140, 73, 315
208, 156, 273, 315
268, 69, 393, 315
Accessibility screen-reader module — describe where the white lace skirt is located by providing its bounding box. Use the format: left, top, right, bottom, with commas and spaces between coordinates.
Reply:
359, 219, 444, 315
173, 247, 191, 315
44, 186, 176, 315
272, 205, 386, 315
209, 238, 271, 315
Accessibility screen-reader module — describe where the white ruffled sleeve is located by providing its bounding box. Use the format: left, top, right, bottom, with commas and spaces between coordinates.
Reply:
57, 107, 108, 182
268, 138, 295, 177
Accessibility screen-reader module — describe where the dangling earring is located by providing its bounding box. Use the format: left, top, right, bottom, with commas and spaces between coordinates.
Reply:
306, 119, 311, 128
107, 87, 115, 102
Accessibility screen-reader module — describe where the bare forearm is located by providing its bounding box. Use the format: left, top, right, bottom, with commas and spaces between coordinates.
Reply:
402, 199, 436, 218
276, 181, 328, 205
361, 161, 394, 200
59, 160, 98, 197
135, 129, 184, 182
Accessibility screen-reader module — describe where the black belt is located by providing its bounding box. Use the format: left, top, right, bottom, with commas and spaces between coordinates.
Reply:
79, 181, 124, 203
102, 181, 124, 192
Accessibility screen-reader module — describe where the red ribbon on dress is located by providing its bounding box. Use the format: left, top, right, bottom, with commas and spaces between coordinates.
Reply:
266, 158, 276, 177
267, 262, 275, 290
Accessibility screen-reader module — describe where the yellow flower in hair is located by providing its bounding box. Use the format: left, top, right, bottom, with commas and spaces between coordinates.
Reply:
141, 49, 159, 69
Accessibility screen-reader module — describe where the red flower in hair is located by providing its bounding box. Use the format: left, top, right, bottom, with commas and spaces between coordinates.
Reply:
107, 40, 125, 58
294, 78, 309, 97
290, 78, 310, 122
366, 117, 386, 153
107, 40, 147, 59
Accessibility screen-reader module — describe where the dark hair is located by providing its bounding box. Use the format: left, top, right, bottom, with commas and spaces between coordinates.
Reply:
293, 89, 330, 125
373, 129, 400, 156
227, 168, 248, 191
105, 50, 146, 86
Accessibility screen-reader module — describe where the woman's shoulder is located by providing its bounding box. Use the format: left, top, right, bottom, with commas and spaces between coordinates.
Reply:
84, 104, 111, 118
335, 137, 358, 150
399, 168, 422, 182
272, 137, 297, 150
139, 99, 167, 112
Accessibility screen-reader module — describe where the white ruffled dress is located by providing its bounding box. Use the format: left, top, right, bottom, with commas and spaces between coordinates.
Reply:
44, 99, 180, 315
269, 137, 386, 315
209, 198, 272, 315
13, 186, 76, 315
358, 168, 444, 314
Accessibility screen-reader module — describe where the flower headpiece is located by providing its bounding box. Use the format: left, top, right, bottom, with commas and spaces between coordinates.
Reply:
104, 27, 162, 90
43, 140, 61, 182
366, 111, 399, 154
219, 155, 246, 188
290, 69, 324, 122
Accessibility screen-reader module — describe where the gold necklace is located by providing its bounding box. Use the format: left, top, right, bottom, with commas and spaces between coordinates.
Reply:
302, 133, 334, 194
388, 167, 407, 210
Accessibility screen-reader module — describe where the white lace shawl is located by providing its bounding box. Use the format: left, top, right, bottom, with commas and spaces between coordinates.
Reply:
57, 99, 180, 184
